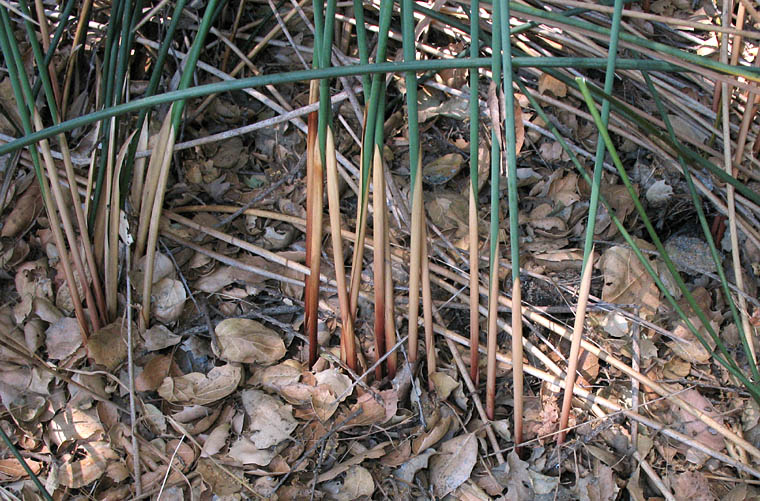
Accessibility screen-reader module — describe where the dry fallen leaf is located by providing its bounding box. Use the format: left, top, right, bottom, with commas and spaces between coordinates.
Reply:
158, 363, 242, 405
144, 324, 182, 351
429, 433, 478, 498
538, 73, 567, 98
1, 182, 42, 239
59, 441, 119, 489
333, 465, 374, 500
213, 318, 286, 365
228, 436, 276, 466
413, 415, 452, 454
430, 372, 459, 400
599, 244, 660, 320
0, 457, 43, 482
201, 423, 230, 457
49, 407, 105, 446
152, 277, 186, 324
45, 317, 83, 360
87, 321, 129, 370
242, 389, 297, 448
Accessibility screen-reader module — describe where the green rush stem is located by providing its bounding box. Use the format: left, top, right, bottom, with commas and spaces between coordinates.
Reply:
0, 426, 53, 501
89, 0, 126, 227
581, 0, 623, 275
30, 0, 76, 99
485, 0, 503, 422
577, 79, 760, 400
0, 57, 693, 156
468, 0, 481, 384
351, 0, 371, 97
171, 0, 223, 128
402, 0, 421, 366
123, 0, 189, 196
317, 0, 337, 165
518, 76, 760, 404
643, 72, 760, 382
509, 1, 760, 82
499, 0, 524, 449
535, 67, 760, 208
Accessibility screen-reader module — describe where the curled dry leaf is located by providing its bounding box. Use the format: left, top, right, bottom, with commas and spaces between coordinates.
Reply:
413, 415, 452, 454
59, 441, 119, 489
201, 423, 230, 457
430, 372, 459, 400
49, 407, 105, 446
429, 433, 478, 498
213, 318, 286, 365
228, 436, 277, 466
0, 457, 43, 482
152, 277, 186, 324
1, 182, 42, 239
341, 390, 398, 428
136, 354, 174, 392
599, 244, 660, 321
538, 73, 567, 98
333, 465, 374, 501
242, 389, 297, 448
158, 363, 242, 405
144, 324, 182, 351
87, 321, 130, 370
46, 317, 82, 360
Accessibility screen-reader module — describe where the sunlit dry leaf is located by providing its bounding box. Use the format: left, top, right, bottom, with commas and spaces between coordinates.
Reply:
46, 317, 82, 360
158, 364, 242, 405
136, 354, 173, 392
1, 182, 42, 238
430, 433, 478, 498
667, 316, 717, 364
0, 457, 42, 482
144, 324, 181, 351
59, 441, 118, 488
242, 389, 297, 448
213, 318, 286, 365
228, 436, 276, 466
334, 466, 374, 500
430, 372, 459, 400
413, 415, 452, 454
599, 245, 659, 320
201, 423, 230, 457
341, 390, 398, 428
423, 153, 464, 185
87, 322, 129, 370
671, 471, 716, 501
195, 266, 236, 293
49, 407, 104, 446
152, 278, 186, 324
132, 252, 174, 286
